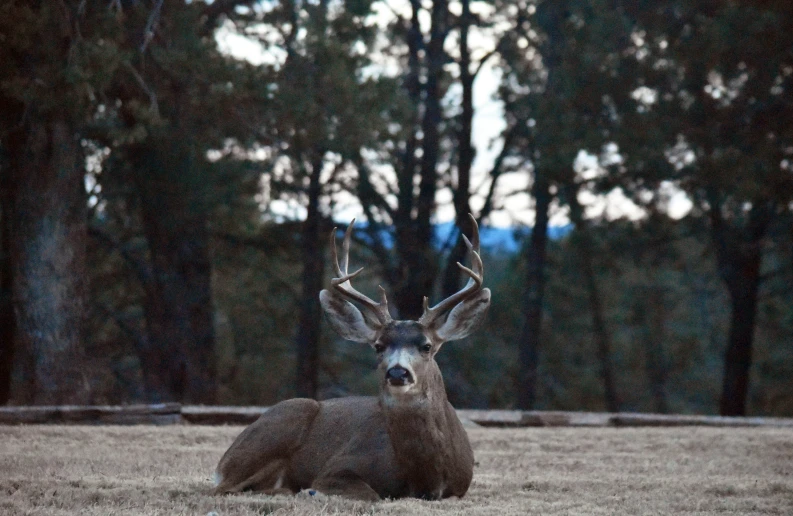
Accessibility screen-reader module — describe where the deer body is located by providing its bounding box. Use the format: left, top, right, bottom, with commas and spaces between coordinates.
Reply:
214, 216, 489, 500
214, 391, 472, 499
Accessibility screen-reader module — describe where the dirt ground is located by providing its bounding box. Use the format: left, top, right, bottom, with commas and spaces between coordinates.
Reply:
1, 424, 791, 515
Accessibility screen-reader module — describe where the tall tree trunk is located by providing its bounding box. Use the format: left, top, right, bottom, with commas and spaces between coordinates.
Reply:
393, 0, 449, 320
0, 150, 15, 405
295, 155, 324, 399
132, 141, 217, 404
719, 274, 760, 416
581, 239, 621, 413
6, 115, 90, 404
584, 254, 621, 412
645, 287, 668, 413
566, 186, 620, 412
441, 0, 475, 300
516, 173, 551, 409
709, 194, 770, 416
392, 1, 423, 320
393, 224, 436, 319
416, 0, 448, 243
431, 0, 482, 407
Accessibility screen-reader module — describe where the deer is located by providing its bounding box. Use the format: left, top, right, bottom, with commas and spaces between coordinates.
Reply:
213, 214, 491, 501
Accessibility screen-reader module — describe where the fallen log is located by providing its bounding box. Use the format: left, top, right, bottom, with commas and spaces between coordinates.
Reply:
182, 405, 267, 425
610, 412, 793, 427
0, 404, 182, 425
1, 404, 792, 427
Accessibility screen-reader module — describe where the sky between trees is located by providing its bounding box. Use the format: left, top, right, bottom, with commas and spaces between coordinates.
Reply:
1, 0, 791, 416
215, 0, 695, 227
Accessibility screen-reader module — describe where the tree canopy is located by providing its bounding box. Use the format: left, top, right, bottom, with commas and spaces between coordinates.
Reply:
1, 0, 791, 416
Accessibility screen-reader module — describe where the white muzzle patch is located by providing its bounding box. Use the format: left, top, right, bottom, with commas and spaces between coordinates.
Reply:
384, 347, 416, 392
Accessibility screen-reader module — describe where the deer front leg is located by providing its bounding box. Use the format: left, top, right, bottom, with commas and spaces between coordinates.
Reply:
213, 459, 291, 495
214, 399, 319, 494
311, 471, 381, 501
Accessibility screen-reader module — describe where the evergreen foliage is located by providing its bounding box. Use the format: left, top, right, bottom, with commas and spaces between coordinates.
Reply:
0, 0, 790, 415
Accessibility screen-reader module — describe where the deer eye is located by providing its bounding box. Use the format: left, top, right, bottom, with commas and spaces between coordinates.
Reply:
420, 343, 432, 353
374, 343, 385, 354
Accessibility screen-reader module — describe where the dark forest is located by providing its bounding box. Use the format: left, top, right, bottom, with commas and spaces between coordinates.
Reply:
1, 0, 791, 417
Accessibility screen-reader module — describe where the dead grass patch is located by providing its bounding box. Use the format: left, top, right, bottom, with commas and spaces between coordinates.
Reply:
1, 425, 791, 515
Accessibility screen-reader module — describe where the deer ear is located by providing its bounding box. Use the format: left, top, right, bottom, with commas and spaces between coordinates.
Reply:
433, 288, 491, 343
320, 289, 378, 343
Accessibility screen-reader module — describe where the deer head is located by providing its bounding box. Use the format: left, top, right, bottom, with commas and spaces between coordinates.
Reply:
319, 214, 491, 399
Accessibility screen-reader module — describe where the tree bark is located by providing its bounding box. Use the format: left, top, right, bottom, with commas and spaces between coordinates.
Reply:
719, 277, 760, 416
394, 0, 449, 320
514, 0, 567, 410
131, 141, 217, 404
391, 1, 423, 320
6, 115, 91, 405
566, 186, 621, 412
0, 147, 15, 405
295, 155, 324, 399
416, 0, 448, 242
516, 173, 551, 409
441, 0, 475, 299
644, 287, 668, 414
582, 239, 621, 413
709, 194, 770, 416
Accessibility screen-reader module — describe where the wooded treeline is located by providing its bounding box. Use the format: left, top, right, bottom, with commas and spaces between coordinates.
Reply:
0, 0, 791, 416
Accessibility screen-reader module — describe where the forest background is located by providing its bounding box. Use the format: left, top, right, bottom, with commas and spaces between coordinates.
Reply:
1, 0, 791, 417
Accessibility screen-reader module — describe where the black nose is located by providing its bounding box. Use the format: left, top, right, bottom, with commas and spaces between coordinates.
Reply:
386, 366, 413, 386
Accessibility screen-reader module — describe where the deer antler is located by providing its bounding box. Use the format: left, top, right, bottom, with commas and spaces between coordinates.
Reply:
329, 219, 392, 327
418, 213, 484, 328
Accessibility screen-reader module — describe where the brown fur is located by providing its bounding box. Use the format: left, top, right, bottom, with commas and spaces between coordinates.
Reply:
215, 219, 488, 500
214, 361, 474, 500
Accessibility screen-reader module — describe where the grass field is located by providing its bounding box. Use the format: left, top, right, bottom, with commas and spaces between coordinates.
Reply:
1, 424, 791, 515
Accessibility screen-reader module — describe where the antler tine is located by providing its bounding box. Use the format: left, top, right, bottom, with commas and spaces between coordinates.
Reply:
419, 259, 482, 323
467, 212, 480, 252
418, 214, 485, 327
463, 213, 483, 280
331, 266, 365, 287
460, 238, 483, 280
329, 227, 344, 277
327, 220, 392, 326
341, 219, 354, 274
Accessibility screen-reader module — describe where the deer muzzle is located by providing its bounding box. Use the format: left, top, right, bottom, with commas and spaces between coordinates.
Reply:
386, 366, 414, 387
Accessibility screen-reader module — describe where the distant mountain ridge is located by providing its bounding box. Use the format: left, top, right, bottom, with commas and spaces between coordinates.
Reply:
434, 221, 573, 253
348, 221, 573, 254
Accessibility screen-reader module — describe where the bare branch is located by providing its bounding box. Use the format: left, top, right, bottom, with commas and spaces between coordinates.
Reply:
123, 62, 159, 116
353, 158, 396, 221
472, 47, 500, 80
478, 122, 520, 223
140, 0, 164, 53
201, 0, 259, 35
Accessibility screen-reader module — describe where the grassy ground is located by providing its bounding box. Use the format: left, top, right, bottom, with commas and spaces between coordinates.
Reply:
1, 424, 791, 515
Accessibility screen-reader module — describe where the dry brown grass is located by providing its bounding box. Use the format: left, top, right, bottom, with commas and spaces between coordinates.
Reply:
1, 424, 791, 515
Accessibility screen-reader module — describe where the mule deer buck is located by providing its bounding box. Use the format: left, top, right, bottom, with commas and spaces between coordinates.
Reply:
213, 214, 490, 500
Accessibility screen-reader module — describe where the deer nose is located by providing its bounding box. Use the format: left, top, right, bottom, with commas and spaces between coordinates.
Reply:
386, 366, 413, 386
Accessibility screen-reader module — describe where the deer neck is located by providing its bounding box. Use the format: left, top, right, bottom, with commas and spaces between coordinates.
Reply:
379, 360, 456, 495
379, 359, 447, 412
